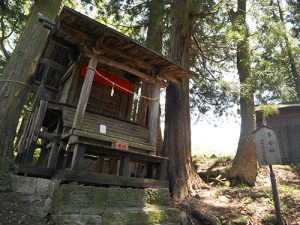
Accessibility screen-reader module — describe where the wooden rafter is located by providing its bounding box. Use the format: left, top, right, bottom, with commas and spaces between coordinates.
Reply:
60, 23, 94, 43
60, 23, 156, 73
85, 52, 156, 84
59, 22, 190, 84
102, 45, 156, 73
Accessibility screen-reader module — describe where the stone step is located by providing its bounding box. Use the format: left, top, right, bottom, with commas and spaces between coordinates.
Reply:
53, 184, 170, 215
54, 207, 189, 225
10, 175, 191, 225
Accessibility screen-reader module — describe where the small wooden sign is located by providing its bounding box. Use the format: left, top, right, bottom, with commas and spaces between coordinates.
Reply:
99, 124, 107, 134
254, 125, 282, 166
112, 141, 129, 150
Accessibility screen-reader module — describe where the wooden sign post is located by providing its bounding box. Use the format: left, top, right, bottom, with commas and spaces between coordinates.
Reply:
254, 125, 284, 225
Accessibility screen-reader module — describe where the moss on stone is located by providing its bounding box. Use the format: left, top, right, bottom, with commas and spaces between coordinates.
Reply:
145, 188, 170, 206
165, 208, 183, 223
103, 209, 167, 224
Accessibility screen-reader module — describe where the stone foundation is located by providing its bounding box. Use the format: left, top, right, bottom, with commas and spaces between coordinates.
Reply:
10, 175, 190, 225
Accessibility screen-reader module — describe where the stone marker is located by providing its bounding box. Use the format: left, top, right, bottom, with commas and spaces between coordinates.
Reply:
253, 125, 282, 166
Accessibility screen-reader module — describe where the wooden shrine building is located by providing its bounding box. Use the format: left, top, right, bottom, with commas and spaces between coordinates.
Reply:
256, 104, 300, 164
15, 7, 194, 188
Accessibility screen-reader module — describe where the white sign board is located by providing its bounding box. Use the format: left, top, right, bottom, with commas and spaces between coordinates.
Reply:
254, 126, 282, 166
100, 124, 107, 134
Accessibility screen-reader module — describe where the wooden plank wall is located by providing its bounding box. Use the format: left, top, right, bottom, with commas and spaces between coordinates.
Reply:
268, 114, 300, 163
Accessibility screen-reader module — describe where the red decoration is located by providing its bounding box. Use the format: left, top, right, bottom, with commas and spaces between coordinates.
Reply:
80, 64, 133, 94
112, 141, 129, 150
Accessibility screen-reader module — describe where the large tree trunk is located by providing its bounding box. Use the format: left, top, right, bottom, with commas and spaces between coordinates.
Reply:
164, 0, 203, 201
146, 0, 164, 153
276, 0, 300, 102
228, 0, 257, 186
141, 0, 164, 153
0, 0, 63, 160
145, 0, 163, 51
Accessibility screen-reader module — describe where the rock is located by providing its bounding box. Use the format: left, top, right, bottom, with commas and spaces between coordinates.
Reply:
227, 214, 250, 225
44, 197, 52, 209
10, 175, 54, 196
10, 175, 36, 194
191, 209, 221, 225
209, 215, 222, 225
180, 211, 191, 225
56, 214, 102, 225
53, 185, 170, 215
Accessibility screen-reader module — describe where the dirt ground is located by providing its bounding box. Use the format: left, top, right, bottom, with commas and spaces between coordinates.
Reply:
0, 191, 53, 225
180, 157, 300, 225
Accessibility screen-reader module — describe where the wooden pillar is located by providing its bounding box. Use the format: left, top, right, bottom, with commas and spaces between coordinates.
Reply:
67, 63, 82, 104
47, 120, 61, 169
148, 81, 160, 147
120, 156, 130, 176
70, 144, 86, 170
72, 54, 98, 129
24, 100, 48, 164
158, 160, 167, 180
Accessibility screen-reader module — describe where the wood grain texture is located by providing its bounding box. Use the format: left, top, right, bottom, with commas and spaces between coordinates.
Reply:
54, 169, 169, 188
72, 55, 98, 129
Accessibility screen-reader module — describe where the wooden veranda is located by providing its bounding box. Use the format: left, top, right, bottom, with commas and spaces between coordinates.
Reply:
15, 7, 194, 188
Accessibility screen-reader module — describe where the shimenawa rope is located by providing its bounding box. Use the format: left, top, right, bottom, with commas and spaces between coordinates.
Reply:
87, 66, 159, 102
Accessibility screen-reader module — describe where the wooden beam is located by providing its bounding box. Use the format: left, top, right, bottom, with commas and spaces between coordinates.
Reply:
60, 63, 75, 85
47, 121, 62, 169
72, 54, 98, 129
60, 23, 194, 80
70, 144, 86, 170
24, 100, 48, 164
51, 35, 77, 50
69, 140, 166, 162
148, 81, 160, 147
55, 169, 169, 188
60, 23, 95, 43
39, 131, 60, 141
162, 70, 193, 78
159, 66, 194, 79
89, 53, 156, 84
15, 165, 55, 177
159, 74, 180, 84
67, 63, 82, 104
41, 58, 66, 72
102, 45, 155, 73
60, 24, 154, 73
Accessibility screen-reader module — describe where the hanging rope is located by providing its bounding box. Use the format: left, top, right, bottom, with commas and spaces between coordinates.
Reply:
87, 66, 159, 102
0, 80, 30, 86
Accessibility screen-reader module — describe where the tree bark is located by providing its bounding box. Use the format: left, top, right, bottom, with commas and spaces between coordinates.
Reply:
140, 0, 164, 153
164, 0, 203, 201
228, 0, 257, 186
145, 0, 163, 52
0, 0, 63, 160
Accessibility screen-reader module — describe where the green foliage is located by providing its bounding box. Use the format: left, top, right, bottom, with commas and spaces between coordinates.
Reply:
287, 0, 300, 39
189, 0, 240, 118
262, 214, 277, 224
250, 0, 300, 103
259, 103, 279, 120
91, 0, 150, 43
0, 0, 33, 76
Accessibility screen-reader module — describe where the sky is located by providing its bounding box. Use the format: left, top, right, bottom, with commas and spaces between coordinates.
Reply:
191, 118, 240, 156
160, 93, 240, 157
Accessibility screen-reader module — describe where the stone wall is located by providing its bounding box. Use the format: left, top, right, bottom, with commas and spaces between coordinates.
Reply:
10, 175, 190, 225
